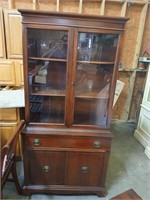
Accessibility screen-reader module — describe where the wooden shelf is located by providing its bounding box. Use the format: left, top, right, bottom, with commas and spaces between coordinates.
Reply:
30, 85, 109, 99
29, 57, 67, 62
75, 91, 109, 99
77, 60, 114, 65
31, 86, 66, 97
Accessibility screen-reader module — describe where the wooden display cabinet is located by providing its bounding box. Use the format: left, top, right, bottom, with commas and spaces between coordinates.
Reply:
19, 10, 128, 196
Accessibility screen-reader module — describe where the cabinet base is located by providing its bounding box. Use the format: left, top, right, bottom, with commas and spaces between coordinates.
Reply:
22, 185, 107, 197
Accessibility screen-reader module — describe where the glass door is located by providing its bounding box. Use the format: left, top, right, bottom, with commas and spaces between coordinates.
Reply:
27, 28, 68, 123
74, 31, 119, 127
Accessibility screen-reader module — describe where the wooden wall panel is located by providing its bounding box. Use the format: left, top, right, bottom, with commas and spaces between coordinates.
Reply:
129, 71, 146, 121
105, 2, 122, 17
121, 5, 142, 69
140, 6, 150, 56
11, 0, 33, 9
60, 0, 79, 13
0, 0, 8, 8
38, 0, 57, 11
82, 1, 101, 15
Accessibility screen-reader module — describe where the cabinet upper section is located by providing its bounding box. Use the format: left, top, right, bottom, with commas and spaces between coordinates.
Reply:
19, 10, 128, 128
19, 9, 128, 31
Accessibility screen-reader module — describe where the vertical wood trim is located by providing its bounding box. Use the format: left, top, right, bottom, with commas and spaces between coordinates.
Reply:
33, 0, 38, 10
132, 3, 148, 68
121, 2, 127, 17
123, 71, 136, 120
100, 0, 105, 15
0, 8, 6, 59
79, 0, 83, 14
8, 0, 13, 9
56, 0, 60, 12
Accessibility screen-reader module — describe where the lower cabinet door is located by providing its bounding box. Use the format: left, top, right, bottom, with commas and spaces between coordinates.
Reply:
66, 152, 105, 186
26, 150, 66, 185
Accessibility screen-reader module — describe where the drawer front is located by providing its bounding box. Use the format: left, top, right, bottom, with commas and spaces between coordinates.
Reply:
0, 108, 18, 121
23, 135, 111, 150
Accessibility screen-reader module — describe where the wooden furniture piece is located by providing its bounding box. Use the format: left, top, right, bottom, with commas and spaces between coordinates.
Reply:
0, 9, 23, 86
0, 8, 24, 158
134, 63, 150, 159
19, 9, 128, 197
0, 108, 22, 157
1, 120, 25, 199
109, 189, 142, 200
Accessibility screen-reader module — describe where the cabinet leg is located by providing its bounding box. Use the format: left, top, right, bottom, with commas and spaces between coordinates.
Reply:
22, 188, 32, 196
97, 190, 108, 197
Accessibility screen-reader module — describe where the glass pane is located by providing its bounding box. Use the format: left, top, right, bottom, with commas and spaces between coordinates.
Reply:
77, 33, 118, 62
30, 95, 65, 123
27, 28, 68, 123
74, 32, 118, 127
29, 60, 66, 123
74, 63, 113, 126
28, 29, 68, 59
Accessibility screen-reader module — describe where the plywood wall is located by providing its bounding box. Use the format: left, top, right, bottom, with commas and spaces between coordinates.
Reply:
0, 0, 149, 121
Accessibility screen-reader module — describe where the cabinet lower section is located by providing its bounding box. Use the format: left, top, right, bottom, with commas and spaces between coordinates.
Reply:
21, 126, 112, 197
23, 185, 107, 197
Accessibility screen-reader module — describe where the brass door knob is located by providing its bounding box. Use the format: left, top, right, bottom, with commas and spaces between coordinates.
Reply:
43, 165, 51, 173
33, 138, 41, 146
93, 141, 101, 148
80, 166, 89, 173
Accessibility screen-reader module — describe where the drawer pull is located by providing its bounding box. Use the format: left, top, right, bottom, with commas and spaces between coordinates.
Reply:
80, 166, 89, 173
33, 139, 41, 146
43, 165, 51, 173
93, 141, 101, 148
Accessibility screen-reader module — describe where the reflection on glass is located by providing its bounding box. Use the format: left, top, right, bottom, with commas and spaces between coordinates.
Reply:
28, 60, 66, 90
28, 60, 66, 123
74, 63, 114, 126
27, 28, 68, 123
30, 95, 65, 123
77, 33, 118, 62
74, 32, 118, 127
28, 29, 68, 59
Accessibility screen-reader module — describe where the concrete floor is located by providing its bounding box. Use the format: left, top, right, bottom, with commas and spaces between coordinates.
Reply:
3, 122, 150, 200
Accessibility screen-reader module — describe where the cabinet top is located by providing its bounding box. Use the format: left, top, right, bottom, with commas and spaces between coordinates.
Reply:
18, 9, 129, 31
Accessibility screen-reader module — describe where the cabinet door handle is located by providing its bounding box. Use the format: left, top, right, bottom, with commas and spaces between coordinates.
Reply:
43, 165, 51, 173
93, 141, 101, 148
80, 166, 89, 173
33, 138, 41, 146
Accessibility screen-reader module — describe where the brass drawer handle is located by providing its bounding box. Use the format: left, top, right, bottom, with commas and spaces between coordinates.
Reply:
43, 165, 51, 173
33, 138, 41, 146
80, 166, 89, 173
93, 141, 101, 148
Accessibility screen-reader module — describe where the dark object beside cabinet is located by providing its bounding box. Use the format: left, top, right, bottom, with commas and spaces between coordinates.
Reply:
19, 9, 128, 197
110, 189, 142, 200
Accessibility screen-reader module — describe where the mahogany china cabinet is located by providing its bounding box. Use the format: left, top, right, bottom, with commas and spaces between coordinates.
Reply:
19, 9, 128, 197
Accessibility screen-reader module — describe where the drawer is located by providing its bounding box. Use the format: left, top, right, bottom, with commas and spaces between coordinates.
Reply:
0, 108, 18, 121
23, 135, 111, 150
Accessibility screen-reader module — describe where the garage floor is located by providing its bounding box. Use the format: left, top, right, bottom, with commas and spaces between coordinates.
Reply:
2, 122, 150, 200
